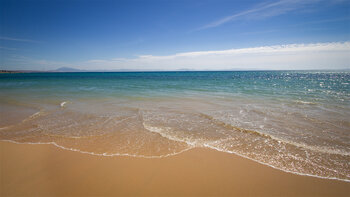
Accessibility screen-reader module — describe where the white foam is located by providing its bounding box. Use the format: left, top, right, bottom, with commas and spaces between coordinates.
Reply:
294, 100, 317, 105
0, 139, 192, 159
203, 143, 350, 183
23, 110, 45, 122
143, 123, 209, 147
0, 109, 45, 130
60, 101, 67, 108
1, 139, 349, 183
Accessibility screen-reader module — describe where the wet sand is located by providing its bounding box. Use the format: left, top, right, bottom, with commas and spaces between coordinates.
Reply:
0, 141, 349, 196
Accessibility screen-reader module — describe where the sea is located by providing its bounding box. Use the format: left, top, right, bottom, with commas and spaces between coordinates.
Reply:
0, 71, 349, 181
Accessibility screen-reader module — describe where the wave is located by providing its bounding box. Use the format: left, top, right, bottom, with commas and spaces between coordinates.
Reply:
203, 143, 350, 183
0, 109, 46, 131
139, 113, 350, 182
143, 123, 203, 147
198, 113, 349, 156
1, 108, 349, 182
23, 109, 46, 122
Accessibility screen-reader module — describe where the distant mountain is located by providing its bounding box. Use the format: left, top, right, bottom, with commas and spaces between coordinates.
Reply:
53, 67, 83, 72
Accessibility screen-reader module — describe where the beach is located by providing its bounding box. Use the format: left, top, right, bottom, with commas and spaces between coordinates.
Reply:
1, 140, 349, 196
2, 0, 350, 195
0, 71, 349, 196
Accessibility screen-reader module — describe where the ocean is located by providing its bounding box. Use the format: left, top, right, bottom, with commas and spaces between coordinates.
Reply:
0, 71, 349, 181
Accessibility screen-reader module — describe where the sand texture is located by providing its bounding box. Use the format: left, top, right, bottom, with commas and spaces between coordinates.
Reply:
0, 141, 349, 196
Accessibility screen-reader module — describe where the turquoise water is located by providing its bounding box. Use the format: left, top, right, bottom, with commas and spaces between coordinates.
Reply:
0, 71, 349, 181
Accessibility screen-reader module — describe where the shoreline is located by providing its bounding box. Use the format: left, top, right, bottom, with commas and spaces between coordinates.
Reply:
1, 140, 349, 196
3, 139, 350, 183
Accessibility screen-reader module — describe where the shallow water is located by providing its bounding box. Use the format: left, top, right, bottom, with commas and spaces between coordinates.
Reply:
0, 71, 349, 181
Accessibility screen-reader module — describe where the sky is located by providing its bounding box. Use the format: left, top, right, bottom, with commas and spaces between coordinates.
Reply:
0, 0, 349, 71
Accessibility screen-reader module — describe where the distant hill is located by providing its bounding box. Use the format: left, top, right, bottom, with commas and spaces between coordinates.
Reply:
53, 67, 83, 72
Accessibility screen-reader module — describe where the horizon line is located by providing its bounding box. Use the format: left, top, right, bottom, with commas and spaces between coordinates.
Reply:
1, 68, 350, 73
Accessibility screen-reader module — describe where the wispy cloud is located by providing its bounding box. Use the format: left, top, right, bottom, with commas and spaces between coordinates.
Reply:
290, 16, 350, 26
0, 55, 74, 71
0, 36, 39, 43
0, 46, 17, 50
197, 0, 329, 30
79, 42, 350, 71
238, 16, 350, 36
3, 42, 349, 71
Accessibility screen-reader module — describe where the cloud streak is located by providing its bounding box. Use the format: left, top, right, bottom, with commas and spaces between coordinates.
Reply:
3, 42, 348, 71
0, 46, 17, 50
79, 42, 350, 71
0, 36, 39, 43
198, 0, 326, 30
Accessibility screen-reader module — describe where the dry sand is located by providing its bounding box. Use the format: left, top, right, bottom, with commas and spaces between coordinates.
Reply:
0, 141, 349, 196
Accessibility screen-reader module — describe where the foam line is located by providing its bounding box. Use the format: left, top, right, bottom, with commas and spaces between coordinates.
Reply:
0, 139, 192, 159
1, 139, 349, 183
202, 144, 350, 183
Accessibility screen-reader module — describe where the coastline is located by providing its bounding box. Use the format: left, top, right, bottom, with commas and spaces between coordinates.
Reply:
1, 141, 349, 196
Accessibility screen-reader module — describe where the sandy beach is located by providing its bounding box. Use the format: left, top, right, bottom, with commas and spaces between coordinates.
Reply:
2, 0, 350, 196
0, 141, 349, 197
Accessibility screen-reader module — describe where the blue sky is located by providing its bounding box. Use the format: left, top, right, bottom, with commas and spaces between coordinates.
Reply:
0, 0, 349, 70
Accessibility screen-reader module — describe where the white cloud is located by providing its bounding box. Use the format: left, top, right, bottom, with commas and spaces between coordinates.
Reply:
197, 0, 340, 30
2, 42, 348, 71
79, 42, 350, 71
